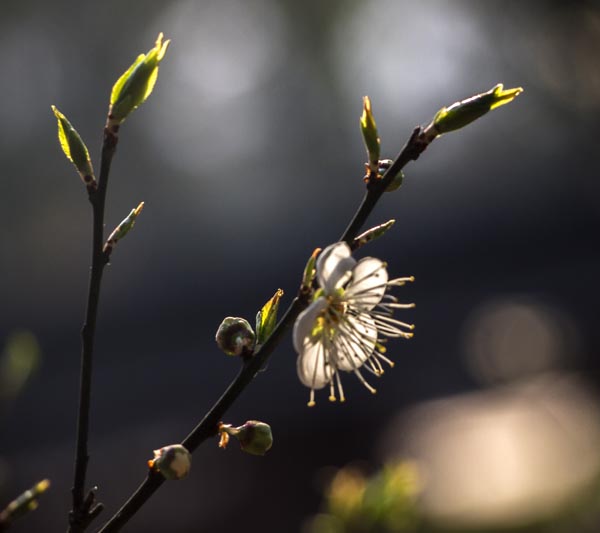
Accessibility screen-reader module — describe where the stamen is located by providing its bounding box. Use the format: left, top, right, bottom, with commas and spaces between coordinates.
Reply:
372, 355, 384, 374
375, 351, 395, 367
381, 302, 415, 309
308, 389, 316, 407
353, 368, 377, 394
387, 276, 415, 286
335, 371, 346, 402
372, 313, 415, 330
329, 379, 336, 402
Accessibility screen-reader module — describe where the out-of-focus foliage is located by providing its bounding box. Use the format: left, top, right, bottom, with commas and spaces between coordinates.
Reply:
0, 331, 40, 407
307, 458, 600, 533
0, 478, 50, 530
307, 462, 421, 533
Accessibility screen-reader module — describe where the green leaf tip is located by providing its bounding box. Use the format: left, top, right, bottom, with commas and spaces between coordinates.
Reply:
255, 288, 284, 345
427, 83, 523, 138
51, 105, 96, 189
108, 32, 171, 125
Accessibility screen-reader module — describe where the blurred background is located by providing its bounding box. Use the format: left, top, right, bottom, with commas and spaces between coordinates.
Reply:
1, 0, 599, 531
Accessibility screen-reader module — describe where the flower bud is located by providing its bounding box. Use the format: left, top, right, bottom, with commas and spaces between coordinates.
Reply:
215, 317, 255, 356
424, 83, 523, 141
219, 421, 273, 456
148, 444, 191, 480
108, 33, 170, 126
51, 106, 96, 190
103, 202, 144, 254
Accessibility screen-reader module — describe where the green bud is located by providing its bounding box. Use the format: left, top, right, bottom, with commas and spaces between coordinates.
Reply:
51, 106, 96, 190
219, 421, 273, 456
148, 444, 191, 480
103, 202, 144, 253
108, 33, 170, 125
425, 83, 523, 140
215, 317, 255, 356
255, 289, 284, 345
360, 96, 380, 176
352, 220, 395, 250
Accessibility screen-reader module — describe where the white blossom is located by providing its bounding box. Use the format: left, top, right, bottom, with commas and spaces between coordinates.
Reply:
293, 242, 414, 406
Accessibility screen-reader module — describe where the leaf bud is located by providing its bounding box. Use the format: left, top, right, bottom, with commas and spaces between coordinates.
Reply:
148, 444, 191, 480
255, 289, 283, 346
301, 248, 321, 294
360, 96, 381, 178
352, 220, 395, 251
103, 202, 144, 254
108, 33, 170, 127
423, 83, 523, 141
51, 106, 96, 191
215, 317, 255, 356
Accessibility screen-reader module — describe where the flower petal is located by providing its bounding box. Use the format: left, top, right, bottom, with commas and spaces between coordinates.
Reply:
345, 257, 388, 310
293, 297, 328, 353
297, 340, 333, 390
333, 313, 377, 372
317, 242, 356, 293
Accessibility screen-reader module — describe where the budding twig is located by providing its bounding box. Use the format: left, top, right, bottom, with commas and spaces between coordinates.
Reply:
96, 121, 432, 533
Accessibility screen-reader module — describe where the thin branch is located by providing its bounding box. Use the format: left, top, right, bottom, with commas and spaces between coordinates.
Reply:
340, 127, 428, 243
96, 125, 431, 532
69, 124, 120, 533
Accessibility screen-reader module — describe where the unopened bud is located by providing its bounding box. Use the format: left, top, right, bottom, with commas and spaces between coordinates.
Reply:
108, 33, 170, 127
218, 421, 273, 456
148, 444, 191, 480
215, 317, 255, 356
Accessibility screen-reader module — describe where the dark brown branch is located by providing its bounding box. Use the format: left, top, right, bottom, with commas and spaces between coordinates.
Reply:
68, 124, 119, 533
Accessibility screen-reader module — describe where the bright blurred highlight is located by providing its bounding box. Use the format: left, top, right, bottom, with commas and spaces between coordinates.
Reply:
379, 374, 600, 530
462, 298, 579, 384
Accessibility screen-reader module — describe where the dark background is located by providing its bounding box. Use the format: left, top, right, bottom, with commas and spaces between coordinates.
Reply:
1, 0, 599, 531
